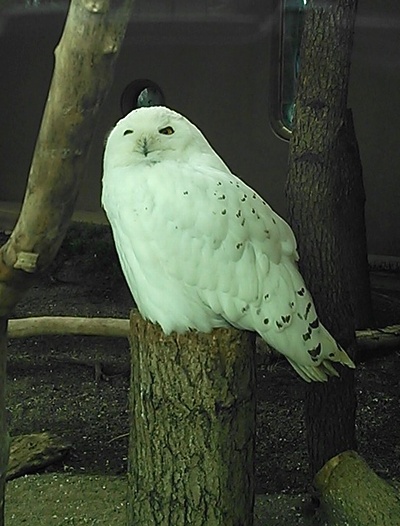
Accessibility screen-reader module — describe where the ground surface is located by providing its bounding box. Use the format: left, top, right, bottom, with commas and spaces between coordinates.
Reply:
2, 225, 400, 524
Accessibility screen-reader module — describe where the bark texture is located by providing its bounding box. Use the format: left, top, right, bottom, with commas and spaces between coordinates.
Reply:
128, 311, 256, 526
315, 450, 400, 525
0, 1, 134, 523
286, 0, 361, 474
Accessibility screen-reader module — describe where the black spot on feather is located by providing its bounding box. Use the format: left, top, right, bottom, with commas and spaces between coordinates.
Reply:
309, 318, 319, 329
308, 343, 322, 359
304, 302, 312, 320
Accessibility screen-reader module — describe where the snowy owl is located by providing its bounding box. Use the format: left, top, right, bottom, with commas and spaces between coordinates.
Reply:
102, 106, 355, 382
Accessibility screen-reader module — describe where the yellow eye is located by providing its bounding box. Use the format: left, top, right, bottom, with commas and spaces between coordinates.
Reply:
159, 126, 175, 135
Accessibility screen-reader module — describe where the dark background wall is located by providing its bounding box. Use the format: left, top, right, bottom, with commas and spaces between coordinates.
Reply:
0, 1, 399, 257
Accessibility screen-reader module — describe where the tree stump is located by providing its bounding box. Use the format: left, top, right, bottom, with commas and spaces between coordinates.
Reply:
127, 310, 256, 526
315, 450, 400, 525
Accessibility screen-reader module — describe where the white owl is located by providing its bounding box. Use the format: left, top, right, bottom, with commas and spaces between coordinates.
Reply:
102, 106, 355, 382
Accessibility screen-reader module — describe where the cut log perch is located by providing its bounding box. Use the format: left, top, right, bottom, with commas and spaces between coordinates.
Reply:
315, 450, 400, 525
127, 310, 256, 526
8, 316, 129, 339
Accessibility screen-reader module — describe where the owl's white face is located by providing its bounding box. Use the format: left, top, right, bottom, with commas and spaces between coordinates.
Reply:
104, 106, 216, 170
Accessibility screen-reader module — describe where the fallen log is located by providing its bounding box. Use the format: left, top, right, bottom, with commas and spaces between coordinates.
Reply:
315, 450, 400, 525
7, 432, 71, 480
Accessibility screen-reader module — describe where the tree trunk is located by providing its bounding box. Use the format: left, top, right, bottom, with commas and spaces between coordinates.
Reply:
0, 1, 134, 522
128, 310, 256, 526
286, 0, 361, 474
0, 318, 8, 526
315, 450, 400, 525
337, 109, 373, 329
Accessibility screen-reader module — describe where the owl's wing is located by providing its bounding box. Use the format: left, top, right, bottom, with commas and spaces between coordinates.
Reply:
157, 164, 302, 328
124, 161, 297, 324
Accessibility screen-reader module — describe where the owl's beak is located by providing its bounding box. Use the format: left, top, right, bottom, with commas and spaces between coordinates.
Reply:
140, 137, 149, 157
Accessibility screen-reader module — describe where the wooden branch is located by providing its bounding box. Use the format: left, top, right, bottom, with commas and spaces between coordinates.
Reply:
6, 315, 400, 357
0, 0, 134, 315
315, 450, 400, 525
8, 316, 129, 339
356, 324, 400, 352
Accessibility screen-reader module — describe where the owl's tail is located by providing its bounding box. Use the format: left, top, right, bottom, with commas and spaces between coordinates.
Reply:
285, 329, 355, 383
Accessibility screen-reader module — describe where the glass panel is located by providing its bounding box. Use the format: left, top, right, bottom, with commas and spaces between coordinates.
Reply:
270, 0, 307, 140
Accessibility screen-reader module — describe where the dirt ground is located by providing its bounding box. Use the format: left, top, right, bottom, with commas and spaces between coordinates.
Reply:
2, 225, 400, 524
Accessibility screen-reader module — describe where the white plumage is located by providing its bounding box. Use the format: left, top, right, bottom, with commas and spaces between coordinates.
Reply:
102, 106, 355, 382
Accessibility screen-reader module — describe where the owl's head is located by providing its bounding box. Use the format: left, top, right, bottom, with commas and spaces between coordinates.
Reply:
103, 106, 228, 172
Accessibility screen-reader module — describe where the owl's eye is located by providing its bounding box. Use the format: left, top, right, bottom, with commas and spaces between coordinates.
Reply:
123, 129, 133, 136
159, 126, 175, 135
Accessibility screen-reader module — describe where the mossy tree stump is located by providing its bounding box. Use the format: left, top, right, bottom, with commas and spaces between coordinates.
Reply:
128, 310, 256, 526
